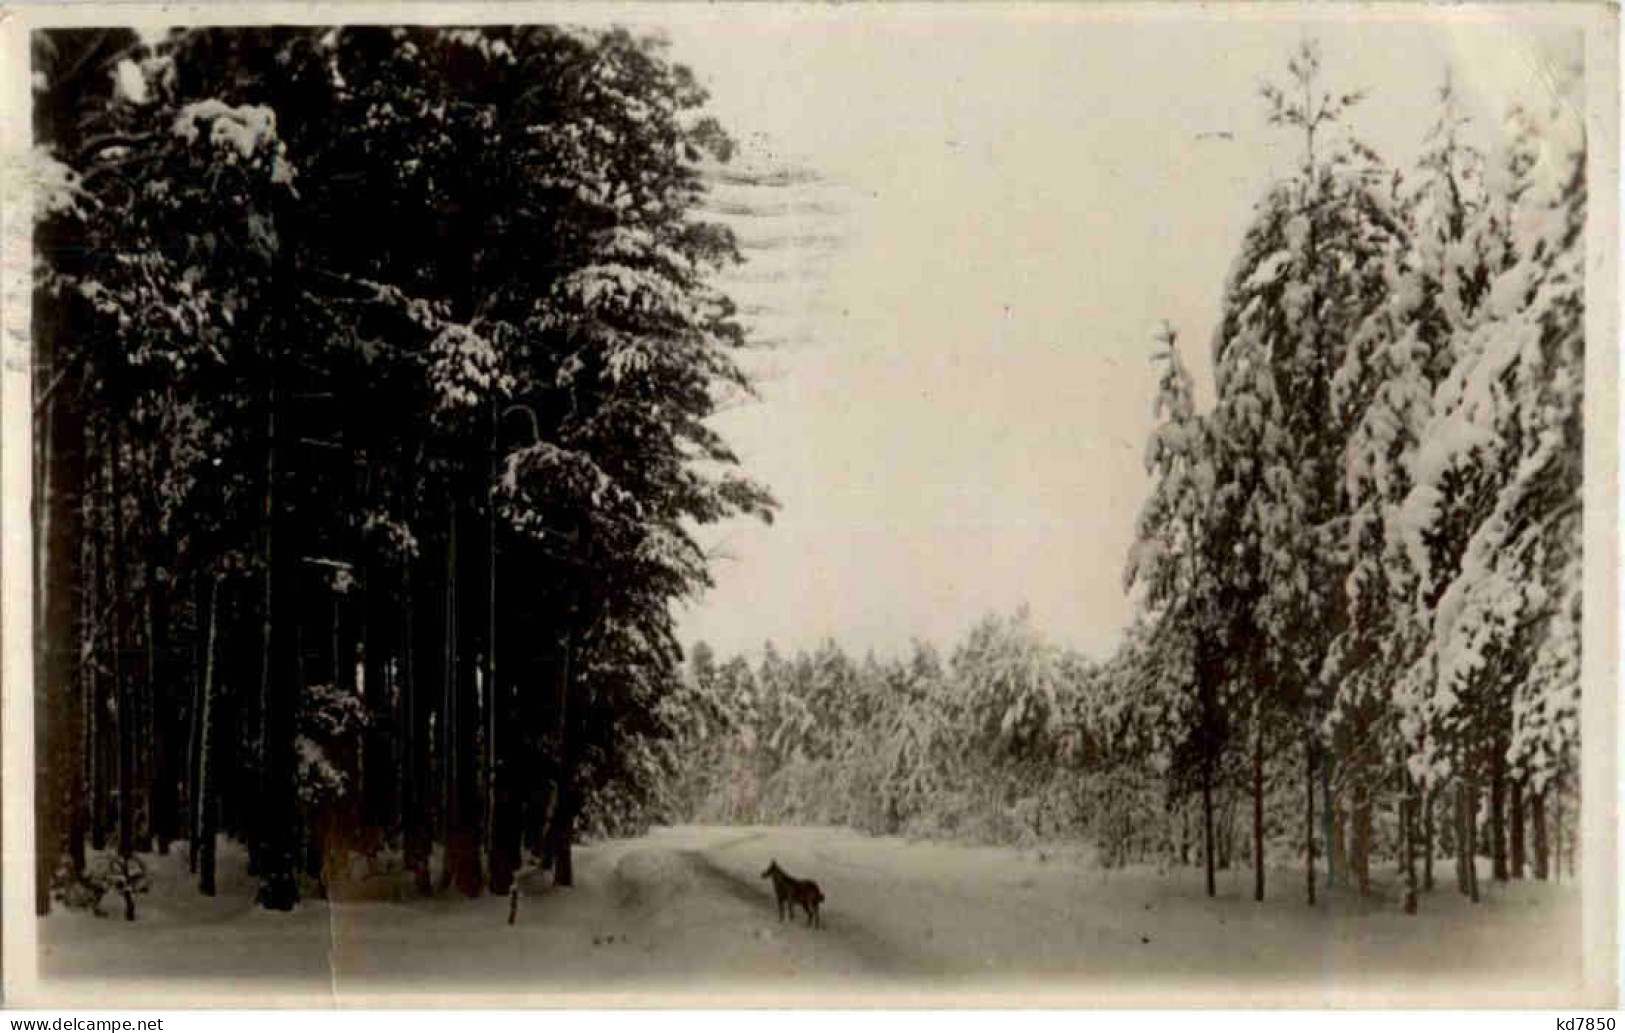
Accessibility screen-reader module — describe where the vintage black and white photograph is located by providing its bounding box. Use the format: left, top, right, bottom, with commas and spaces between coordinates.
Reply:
4, 2, 1618, 1008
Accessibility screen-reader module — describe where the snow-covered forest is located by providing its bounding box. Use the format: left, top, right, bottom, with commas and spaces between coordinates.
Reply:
31, 25, 778, 918
676, 43, 1586, 912
24, 20, 1590, 997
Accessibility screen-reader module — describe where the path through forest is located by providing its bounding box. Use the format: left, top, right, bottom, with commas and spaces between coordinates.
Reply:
34, 825, 1585, 1006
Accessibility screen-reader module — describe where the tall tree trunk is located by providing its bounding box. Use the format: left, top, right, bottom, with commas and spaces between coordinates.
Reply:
403, 564, 433, 896
526, 784, 549, 865
548, 782, 576, 888
37, 382, 84, 912
330, 588, 359, 874
360, 558, 392, 850
1323, 751, 1338, 891
227, 603, 255, 859
109, 422, 136, 863
1305, 738, 1317, 906
37, 365, 89, 909
1177, 796, 1189, 866
88, 505, 108, 854
141, 534, 174, 856
65, 450, 91, 879
1455, 780, 1469, 894
197, 579, 220, 896
484, 437, 499, 890
187, 574, 206, 875
436, 515, 456, 895
1353, 777, 1371, 896
243, 535, 263, 879
1532, 783, 1550, 880
33, 364, 52, 915
551, 620, 575, 888
1553, 775, 1564, 882
447, 499, 485, 898
1490, 739, 1508, 882
74, 523, 97, 876
488, 731, 521, 896
1465, 778, 1480, 903
256, 377, 299, 912
131, 556, 153, 855
1252, 710, 1265, 902
487, 516, 520, 897
1402, 779, 1418, 914
1422, 781, 1435, 891
1510, 778, 1526, 879
1201, 751, 1216, 898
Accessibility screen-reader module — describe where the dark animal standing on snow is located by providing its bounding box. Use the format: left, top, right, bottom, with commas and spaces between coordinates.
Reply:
761, 859, 825, 928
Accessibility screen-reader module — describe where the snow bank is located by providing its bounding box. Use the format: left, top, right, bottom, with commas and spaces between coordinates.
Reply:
29, 826, 1588, 1007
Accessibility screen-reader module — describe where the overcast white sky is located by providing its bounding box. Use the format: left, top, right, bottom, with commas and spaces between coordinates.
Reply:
655, 8, 1584, 662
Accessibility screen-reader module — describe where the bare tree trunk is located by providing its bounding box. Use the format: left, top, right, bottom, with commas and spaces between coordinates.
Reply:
485, 416, 498, 880
328, 589, 359, 879
1465, 778, 1480, 904
359, 558, 392, 854
130, 550, 154, 856
187, 574, 206, 876
1553, 774, 1564, 883
436, 515, 456, 895
1422, 781, 1435, 891
129, 453, 178, 861
403, 565, 433, 897
76, 523, 98, 875
1454, 780, 1469, 895
35, 404, 57, 912
486, 515, 520, 896
1532, 783, 1550, 880
65, 457, 91, 879
1202, 752, 1216, 898
37, 368, 90, 912
552, 620, 575, 888
141, 538, 174, 856
403, 552, 435, 903
197, 579, 220, 896
1324, 753, 1339, 891
109, 422, 135, 864
1182, 796, 1192, 867
256, 376, 299, 912
488, 727, 521, 896
1510, 778, 1525, 879
1402, 780, 1418, 914
1490, 740, 1508, 882
33, 369, 53, 916
243, 530, 264, 880
1252, 710, 1265, 902
1305, 739, 1317, 906
1353, 777, 1371, 896
549, 786, 576, 888
447, 499, 485, 898
88, 506, 107, 854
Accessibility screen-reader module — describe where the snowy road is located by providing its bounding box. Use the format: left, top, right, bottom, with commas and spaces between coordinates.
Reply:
32, 825, 1589, 1006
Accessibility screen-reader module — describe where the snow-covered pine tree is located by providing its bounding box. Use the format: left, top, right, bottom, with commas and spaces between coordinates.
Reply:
1326, 79, 1494, 908
1394, 90, 1585, 893
1125, 323, 1231, 897
1208, 41, 1403, 904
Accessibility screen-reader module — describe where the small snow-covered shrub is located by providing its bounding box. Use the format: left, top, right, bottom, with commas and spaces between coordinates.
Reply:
757, 755, 830, 824
53, 852, 150, 920
829, 735, 894, 834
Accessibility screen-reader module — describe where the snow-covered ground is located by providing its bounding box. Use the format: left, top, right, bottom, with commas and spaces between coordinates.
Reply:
30, 825, 1585, 1006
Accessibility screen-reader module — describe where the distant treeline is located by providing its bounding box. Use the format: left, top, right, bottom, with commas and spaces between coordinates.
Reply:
674, 607, 1576, 897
